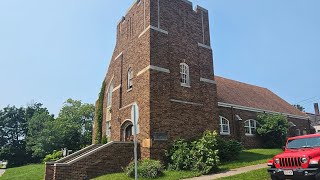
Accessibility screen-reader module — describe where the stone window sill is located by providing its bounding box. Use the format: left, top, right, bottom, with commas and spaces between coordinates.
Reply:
181, 84, 191, 88
220, 133, 231, 136
245, 134, 256, 137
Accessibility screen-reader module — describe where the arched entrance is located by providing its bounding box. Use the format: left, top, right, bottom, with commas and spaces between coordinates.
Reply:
121, 120, 133, 142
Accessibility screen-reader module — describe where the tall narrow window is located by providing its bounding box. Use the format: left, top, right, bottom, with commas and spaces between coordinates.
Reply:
244, 119, 257, 135
107, 81, 114, 107
106, 121, 111, 137
128, 68, 133, 90
219, 116, 230, 135
180, 63, 190, 87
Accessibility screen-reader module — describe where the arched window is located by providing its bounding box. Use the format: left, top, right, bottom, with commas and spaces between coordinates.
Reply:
107, 80, 114, 107
128, 68, 133, 90
219, 116, 230, 135
244, 119, 257, 135
180, 63, 190, 86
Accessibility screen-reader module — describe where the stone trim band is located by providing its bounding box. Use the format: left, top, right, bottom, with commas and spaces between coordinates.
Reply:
200, 78, 216, 84
139, 25, 169, 38
112, 85, 121, 92
114, 52, 123, 60
170, 99, 203, 106
198, 43, 212, 50
137, 65, 170, 76
218, 102, 309, 120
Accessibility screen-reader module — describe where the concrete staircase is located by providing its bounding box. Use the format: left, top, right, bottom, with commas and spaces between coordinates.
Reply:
55, 144, 101, 164
45, 142, 135, 180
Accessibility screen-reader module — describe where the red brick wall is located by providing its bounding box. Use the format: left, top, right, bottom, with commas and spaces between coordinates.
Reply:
94, 0, 219, 160
44, 163, 54, 180
52, 142, 135, 180
218, 106, 311, 148
148, 0, 219, 159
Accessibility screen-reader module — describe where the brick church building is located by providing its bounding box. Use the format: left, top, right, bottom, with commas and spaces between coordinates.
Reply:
45, 0, 311, 179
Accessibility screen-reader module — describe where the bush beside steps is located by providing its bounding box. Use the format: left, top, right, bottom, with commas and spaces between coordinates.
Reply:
125, 159, 164, 179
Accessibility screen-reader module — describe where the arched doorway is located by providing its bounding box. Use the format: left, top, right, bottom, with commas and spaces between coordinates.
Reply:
121, 120, 133, 142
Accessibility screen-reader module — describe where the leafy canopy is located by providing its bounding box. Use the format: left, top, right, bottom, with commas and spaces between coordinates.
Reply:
256, 113, 289, 148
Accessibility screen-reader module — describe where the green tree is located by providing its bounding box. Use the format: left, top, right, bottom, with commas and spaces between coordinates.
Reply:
293, 104, 305, 112
26, 99, 94, 160
0, 106, 29, 167
57, 99, 94, 148
26, 110, 55, 159
256, 114, 289, 148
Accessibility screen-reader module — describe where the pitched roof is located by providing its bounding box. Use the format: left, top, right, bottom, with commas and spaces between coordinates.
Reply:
215, 76, 307, 117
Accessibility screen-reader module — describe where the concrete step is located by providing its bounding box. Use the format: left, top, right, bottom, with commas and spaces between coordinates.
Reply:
55, 144, 101, 164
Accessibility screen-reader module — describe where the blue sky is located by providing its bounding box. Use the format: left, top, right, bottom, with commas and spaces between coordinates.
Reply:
0, 0, 319, 115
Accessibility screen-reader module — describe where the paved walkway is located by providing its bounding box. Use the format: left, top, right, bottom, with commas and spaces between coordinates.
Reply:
184, 163, 267, 180
0, 169, 5, 177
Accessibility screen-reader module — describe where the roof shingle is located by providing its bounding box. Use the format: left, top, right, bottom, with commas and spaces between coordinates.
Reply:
215, 76, 307, 117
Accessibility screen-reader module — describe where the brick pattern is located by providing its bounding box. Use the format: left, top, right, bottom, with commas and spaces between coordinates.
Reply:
44, 164, 54, 180
47, 142, 136, 180
95, 0, 219, 161
219, 107, 311, 148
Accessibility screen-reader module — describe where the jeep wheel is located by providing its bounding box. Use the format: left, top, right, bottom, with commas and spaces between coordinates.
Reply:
270, 175, 280, 180
316, 172, 320, 180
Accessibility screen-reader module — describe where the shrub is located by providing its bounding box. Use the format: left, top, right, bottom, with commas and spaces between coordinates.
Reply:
166, 139, 193, 171
217, 138, 243, 162
256, 114, 289, 148
43, 150, 63, 163
166, 131, 220, 174
190, 131, 220, 174
125, 159, 164, 179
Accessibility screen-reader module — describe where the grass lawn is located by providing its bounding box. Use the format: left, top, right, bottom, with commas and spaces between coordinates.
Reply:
0, 164, 45, 180
94, 149, 281, 180
216, 168, 270, 180
94, 171, 201, 180
0, 149, 281, 180
219, 149, 282, 171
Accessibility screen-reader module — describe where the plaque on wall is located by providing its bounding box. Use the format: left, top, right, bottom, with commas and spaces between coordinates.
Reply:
153, 132, 168, 141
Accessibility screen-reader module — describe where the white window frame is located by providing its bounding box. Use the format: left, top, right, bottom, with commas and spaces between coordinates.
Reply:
180, 63, 190, 87
128, 68, 133, 90
244, 119, 257, 136
106, 121, 111, 137
219, 116, 230, 135
295, 129, 301, 136
107, 80, 114, 108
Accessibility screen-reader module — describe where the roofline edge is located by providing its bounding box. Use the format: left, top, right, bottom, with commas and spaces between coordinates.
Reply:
218, 102, 309, 120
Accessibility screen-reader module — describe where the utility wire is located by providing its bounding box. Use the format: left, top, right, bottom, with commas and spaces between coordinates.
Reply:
295, 96, 318, 104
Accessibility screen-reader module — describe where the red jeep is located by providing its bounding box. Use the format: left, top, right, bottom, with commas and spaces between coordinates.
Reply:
268, 134, 320, 180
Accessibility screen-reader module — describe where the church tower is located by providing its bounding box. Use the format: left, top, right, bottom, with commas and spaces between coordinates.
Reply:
94, 0, 219, 160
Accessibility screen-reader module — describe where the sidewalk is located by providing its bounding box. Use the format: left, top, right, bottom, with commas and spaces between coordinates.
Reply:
0, 169, 5, 177
184, 163, 267, 180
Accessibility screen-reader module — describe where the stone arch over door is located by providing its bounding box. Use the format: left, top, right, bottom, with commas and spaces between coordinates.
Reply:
121, 120, 133, 142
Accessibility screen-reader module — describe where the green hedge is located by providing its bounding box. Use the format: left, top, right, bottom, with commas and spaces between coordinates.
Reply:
166, 131, 220, 174
43, 150, 62, 162
125, 159, 164, 179
166, 131, 243, 174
